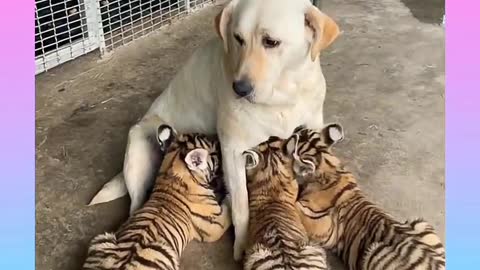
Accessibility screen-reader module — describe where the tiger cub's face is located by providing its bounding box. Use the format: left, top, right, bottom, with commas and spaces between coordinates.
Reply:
289, 124, 345, 185
157, 125, 222, 185
242, 136, 299, 200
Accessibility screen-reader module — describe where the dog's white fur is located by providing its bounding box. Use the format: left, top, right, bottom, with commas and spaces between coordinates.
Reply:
89, 0, 339, 260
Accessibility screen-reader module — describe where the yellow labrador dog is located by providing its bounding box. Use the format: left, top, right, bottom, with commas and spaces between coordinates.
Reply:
89, 0, 339, 260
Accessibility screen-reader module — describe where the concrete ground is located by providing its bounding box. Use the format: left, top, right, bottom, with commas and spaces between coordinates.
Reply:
35, 0, 444, 269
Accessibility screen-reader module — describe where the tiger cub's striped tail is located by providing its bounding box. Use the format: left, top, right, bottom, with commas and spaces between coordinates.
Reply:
362, 219, 445, 270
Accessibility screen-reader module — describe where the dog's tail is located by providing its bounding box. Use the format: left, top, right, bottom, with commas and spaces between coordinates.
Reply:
88, 172, 128, 205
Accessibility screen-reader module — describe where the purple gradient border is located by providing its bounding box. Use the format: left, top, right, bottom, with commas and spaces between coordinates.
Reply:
0, 0, 35, 269
0, 0, 478, 269
445, 0, 480, 268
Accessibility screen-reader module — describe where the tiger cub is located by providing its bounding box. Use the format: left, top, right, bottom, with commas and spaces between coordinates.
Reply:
242, 136, 328, 270
289, 124, 445, 270
83, 125, 231, 270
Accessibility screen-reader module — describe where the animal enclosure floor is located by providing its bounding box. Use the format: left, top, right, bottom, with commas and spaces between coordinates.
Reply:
35, 0, 445, 269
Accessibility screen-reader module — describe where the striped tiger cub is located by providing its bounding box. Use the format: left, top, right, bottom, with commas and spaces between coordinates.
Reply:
83, 125, 231, 270
289, 124, 445, 270
241, 136, 328, 270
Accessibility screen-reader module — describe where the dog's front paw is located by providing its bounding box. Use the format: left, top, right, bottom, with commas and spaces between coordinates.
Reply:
233, 238, 246, 261
231, 207, 249, 261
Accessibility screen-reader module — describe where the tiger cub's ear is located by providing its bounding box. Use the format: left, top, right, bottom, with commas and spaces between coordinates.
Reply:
185, 148, 209, 171
321, 123, 344, 146
243, 150, 260, 169
156, 124, 176, 150
284, 134, 299, 156
293, 124, 307, 134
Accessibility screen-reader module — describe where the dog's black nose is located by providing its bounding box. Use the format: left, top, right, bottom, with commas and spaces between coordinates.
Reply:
232, 80, 253, 97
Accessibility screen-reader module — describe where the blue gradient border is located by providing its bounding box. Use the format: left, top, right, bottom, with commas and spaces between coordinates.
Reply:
445, 0, 480, 268
0, 0, 35, 269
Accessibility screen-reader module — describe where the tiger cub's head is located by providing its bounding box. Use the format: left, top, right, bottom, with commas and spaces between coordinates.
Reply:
243, 135, 299, 201
156, 125, 222, 186
288, 123, 346, 185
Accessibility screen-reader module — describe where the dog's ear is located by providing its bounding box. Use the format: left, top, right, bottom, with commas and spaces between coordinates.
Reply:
214, 2, 235, 52
305, 6, 340, 61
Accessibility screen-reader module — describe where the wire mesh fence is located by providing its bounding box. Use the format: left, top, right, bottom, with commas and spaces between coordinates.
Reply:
99, 0, 212, 53
35, 0, 99, 74
34, 0, 320, 74
35, 0, 214, 75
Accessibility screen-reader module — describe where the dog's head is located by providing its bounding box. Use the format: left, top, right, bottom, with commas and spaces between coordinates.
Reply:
215, 0, 340, 105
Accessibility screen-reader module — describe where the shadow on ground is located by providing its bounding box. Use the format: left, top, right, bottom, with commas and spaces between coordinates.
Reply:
401, 0, 444, 24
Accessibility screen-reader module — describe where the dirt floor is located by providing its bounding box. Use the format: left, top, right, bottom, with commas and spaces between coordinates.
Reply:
35, 0, 445, 269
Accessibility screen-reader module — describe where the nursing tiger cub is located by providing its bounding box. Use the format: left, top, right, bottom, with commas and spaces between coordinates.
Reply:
83, 125, 231, 270
289, 124, 445, 270
242, 136, 328, 270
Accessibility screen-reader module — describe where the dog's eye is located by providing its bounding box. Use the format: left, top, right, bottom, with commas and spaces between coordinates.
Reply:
234, 33, 245, 46
262, 36, 280, 49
